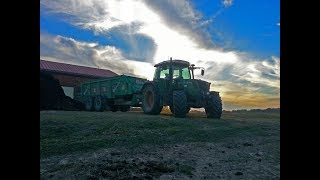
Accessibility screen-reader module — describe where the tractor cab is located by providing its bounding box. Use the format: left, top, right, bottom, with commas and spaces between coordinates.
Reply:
153, 58, 203, 81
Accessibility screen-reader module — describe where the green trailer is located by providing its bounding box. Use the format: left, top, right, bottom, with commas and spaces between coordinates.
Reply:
75, 75, 147, 112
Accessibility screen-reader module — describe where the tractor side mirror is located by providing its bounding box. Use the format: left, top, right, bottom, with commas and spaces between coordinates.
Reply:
201, 69, 204, 76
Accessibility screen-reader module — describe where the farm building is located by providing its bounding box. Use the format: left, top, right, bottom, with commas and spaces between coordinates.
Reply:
40, 59, 117, 99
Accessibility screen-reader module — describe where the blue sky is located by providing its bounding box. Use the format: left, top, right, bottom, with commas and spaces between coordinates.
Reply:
193, 0, 280, 58
40, 0, 280, 110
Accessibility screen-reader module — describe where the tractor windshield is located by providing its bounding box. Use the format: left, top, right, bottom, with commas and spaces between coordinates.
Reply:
154, 64, 191, 80
172, 65, 191, 79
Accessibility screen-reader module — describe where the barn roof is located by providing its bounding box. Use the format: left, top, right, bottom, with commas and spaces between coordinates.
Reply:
40, 59, 117, 78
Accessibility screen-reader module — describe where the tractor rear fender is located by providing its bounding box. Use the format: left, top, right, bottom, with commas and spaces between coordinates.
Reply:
141, 81, 158, 93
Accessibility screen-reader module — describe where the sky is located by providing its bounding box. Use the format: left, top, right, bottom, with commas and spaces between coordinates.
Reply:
40, 0, 280, 110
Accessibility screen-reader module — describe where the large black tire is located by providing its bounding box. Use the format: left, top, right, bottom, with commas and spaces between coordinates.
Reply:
172, 90, 187, 118
94, 95, 105, 112
120, 106, 130, 112
169, 106, 190, 114
85, 96, 94, 111
205, 92, 222, 119
141, 84, 161, 115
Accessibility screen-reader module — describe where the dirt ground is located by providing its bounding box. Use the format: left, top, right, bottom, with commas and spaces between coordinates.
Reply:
40, 110, 280, 179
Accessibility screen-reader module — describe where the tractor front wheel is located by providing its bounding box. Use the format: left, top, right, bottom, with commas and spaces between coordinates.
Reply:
169, 106, 190, 114
172, 90, 187, 118
205, 92, 222, 119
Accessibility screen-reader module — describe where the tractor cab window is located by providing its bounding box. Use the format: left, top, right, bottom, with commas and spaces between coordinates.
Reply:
157, 65, 170, 79
181, 67, 191, 79
172, 66, 191, 79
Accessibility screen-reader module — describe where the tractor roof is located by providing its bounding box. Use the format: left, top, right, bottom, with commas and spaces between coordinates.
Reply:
154, 59, 190, 67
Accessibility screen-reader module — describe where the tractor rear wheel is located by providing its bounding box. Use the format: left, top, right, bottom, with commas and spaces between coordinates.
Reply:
172, 90, 187, 118
142, 84, 161, 115
205, 92, 222, 119
85, 96, 94, 111
94, 96, 105, 112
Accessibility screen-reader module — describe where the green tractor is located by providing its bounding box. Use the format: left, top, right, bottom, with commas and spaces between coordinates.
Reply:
141, 58, 223, 118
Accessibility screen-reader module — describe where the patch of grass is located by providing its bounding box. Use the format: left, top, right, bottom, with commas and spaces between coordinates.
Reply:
40, 111, 279, 158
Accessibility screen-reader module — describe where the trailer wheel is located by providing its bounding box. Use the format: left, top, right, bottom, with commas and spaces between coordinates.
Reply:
172, 90, 187, 118
85, 96, 94, 111
94, 96, 105, 112
120, 106, 130, 112
141, 84, 161, 115
110, 105, 118, 112
205, 92, 222, 119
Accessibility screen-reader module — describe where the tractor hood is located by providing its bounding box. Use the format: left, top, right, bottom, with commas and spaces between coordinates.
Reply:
174, 79, 211, 93
191, 79, 211, 92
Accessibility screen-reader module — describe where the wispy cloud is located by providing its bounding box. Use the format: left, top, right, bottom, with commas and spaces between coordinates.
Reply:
222, 0, 234, 7
230, 56, 280, 89
40, 32, 156, 80
40, 32, 132, 74
141, 0, 215, 49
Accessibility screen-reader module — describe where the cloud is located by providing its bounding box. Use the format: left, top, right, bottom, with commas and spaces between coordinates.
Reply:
40, 32, 134, 75
222, 0, 234, 7
40, 0, 236, 63
277, 22, 280, 26
230, 56, 280, 89
105, 24, 157, 62
141, 0, 215, 49
195, 54, 280, 110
